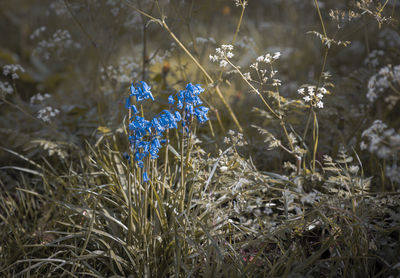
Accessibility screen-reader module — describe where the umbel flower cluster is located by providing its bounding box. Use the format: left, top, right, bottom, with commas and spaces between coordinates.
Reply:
297, 86, 328, 108
126, 81, 209, 182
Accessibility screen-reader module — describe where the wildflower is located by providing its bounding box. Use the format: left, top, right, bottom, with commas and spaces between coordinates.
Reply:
273, 52, 281, 60
243, 72, 251, 81
270, 70, 278, 78
360, 120, 400, 159
0, 81, 13, 94
30, 93, 51, 104
194, 106, 210, 123
210, 44, 235, 68
219, 60, 228, 67
272, 79, 281, 87
221, 44, 233, 51
319, 87, 327, 94
123, 152, 131, 163
209, 54, 218, 62
37, 106, 60, 122
143, 171, 149, 182
256, 56, 264, 62
307, 86, 315, 96
168, 95, 175, 104
316, 101, 324, 108
250, 62, 258, 70
297, 88, 305, 94
126, 81, 209, 181
303, 95, 311, 102
3, 64, 25, 80
130, 81, 154, 102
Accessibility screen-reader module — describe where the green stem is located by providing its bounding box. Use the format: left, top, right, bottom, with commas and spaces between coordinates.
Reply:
312, 109, 319, 173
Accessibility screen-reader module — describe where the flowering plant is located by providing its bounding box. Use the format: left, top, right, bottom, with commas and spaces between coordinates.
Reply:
125, 81, 209, 182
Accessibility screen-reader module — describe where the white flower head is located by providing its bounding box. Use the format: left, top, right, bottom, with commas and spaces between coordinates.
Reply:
256, 55, 264, 62
319, 87, 327, 94
221, 44, 233, 51
219, 60, 228, 68
273, 79, 281, 87
0, 81, 13, 94
270, 70, 278, 78
243, 72, 251, 81
250, 62, 258, 70
298, 88, 305, 95
273, 52, 281, 60
316, 101, 324, 108
3, 64, 25, 80
264, 53, 272, 63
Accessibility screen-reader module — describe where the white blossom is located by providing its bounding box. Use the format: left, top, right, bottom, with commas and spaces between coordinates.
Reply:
273, 79, 281, 87
256, 55, 264, 62
219, 60, 228, 67
0, 81, 13, 94
243, 72, 251, 81
37, 106, 60, 122
273, 52, 281, 60
3, 64, 25, 79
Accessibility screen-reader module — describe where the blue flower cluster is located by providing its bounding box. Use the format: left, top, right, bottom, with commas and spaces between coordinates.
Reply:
126, 81, 209, 182
168, 83, 209, 125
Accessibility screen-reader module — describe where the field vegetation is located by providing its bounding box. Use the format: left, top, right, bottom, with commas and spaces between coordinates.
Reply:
1, 0, 400, 277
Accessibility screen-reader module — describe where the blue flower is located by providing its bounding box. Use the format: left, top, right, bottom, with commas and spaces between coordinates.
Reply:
168, 95, 175, 105
123, 152, 131, 163
158, 110, 179, 129
125, 81, 209, 181
130, 104, 138, 114
130, 81, 154, 102
174, 111, 182, 122
143, 171, 149, 182
194, 106, 210, 123
169, 83, 208, 126
151, 117, 165, 135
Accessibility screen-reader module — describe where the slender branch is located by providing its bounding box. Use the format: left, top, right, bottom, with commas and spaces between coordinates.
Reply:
125, 0, 243, 132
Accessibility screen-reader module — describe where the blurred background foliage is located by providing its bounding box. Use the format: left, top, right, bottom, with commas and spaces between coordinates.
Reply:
1, 0, 399, 177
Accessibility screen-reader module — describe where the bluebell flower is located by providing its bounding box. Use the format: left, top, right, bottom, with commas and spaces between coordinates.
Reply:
151, 117, 165, 135
168, 95, 175, 105
143, 171, 149, 182
149, 137, 162, 159
125, 81, 208, 182
130, 105, 138, 114
194, 106, 210, 123
130, 81, 154, 102
168, 83, 208, 127
158, 110, 179, 129
174, 111, 182, 122
123, 152, 131, 163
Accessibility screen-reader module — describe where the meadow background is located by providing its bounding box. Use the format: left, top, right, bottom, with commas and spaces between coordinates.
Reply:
1, 0, 400, 277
